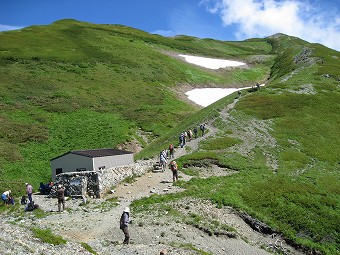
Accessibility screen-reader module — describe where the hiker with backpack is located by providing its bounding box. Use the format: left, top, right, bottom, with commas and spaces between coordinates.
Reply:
120, 207, 130, 244
179, 133, 184, 148
193, 127, 198, 139
170, 160, 178, 182
169, 143, 174, 159
57, 184, 66, 212
200, 123, 206, 136
187, 129, 192, 141
159, 150, 167, 172
182, 132, 186, 146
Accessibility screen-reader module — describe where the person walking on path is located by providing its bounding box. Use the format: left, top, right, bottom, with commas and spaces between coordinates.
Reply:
193, 127, 198, 139
1, 190, 11, 206
169, 144, 174, 159
200, 123, 206, 136
120, 207, 130, 244
159, 151, 167, 172
25, 183, 33, 203
179, 133, 184, 148
170, 160, 179, 182
57, 184, 65, 212
187, 129, 192, 141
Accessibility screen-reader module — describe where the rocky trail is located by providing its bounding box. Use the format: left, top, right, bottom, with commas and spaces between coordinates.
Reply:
0, 97, 305, 255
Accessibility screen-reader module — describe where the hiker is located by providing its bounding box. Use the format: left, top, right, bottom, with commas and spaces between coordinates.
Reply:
187, 129, 192, 141
193, 127, 198, 139
169, 143, 174, 159
170, 160, 178, 182
25, 183, 33, 203
179, 133, 184, 148
200, 123, 206, 136
159, 151, 167, 171
256, 83, 260, 90
7, 195, 15, 205
182, 132, 186, 146
238, 90, 242, 98
162, 149, 167, 159
57, 184, 65, 212
120, 207, 130, 244
1, 190, 11, 206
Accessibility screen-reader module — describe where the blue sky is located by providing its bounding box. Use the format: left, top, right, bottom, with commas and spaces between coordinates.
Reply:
1, 0, 339, 51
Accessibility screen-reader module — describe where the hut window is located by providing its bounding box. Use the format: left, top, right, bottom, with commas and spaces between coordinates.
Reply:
56, 168, 63, 175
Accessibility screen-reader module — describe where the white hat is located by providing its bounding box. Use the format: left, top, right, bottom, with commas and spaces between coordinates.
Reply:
25, 183, 28, 186
124, 207, 130, 213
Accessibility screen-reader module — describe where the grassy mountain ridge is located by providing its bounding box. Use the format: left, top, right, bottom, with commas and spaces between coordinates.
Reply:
0, 19, 339, 254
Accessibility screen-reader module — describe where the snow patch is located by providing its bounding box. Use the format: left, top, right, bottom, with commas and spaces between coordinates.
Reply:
179, 54, 246, 69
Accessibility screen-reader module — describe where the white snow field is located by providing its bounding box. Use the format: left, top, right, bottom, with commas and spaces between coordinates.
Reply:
186, 88, 242, 107
179, 54, 246, 69
180, 54, 264, 107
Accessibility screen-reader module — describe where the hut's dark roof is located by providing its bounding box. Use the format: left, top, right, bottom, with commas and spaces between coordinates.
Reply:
51, 148, 133, 161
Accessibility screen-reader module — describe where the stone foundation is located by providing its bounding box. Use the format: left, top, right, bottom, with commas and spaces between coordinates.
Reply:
55, 159, 154, 198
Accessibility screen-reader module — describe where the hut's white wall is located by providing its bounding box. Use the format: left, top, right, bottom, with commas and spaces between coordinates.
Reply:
51, 154, 93, 181
93, 153, 134, 171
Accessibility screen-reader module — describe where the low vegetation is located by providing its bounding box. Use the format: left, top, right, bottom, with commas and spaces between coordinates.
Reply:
31, 227, 67, 245
81, 242, 98, 255
0, 20, 339, 254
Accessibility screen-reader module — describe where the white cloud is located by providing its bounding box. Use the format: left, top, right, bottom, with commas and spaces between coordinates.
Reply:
203, 0, 340, 51
0, 24, 24, 32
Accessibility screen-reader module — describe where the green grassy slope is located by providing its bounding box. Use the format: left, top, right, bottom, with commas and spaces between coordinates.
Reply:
1, 19, 339, 254
0, 19, 272, 193
135, 34, 340, 254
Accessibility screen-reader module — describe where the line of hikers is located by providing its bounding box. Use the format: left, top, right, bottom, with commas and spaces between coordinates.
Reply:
178, 124, 205, 148
158, 124, 207, 182
158, 143, 178, 182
